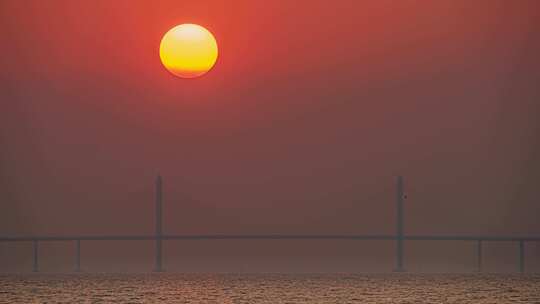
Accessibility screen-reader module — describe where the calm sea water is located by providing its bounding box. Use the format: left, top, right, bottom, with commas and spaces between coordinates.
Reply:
0, 273, 539, 303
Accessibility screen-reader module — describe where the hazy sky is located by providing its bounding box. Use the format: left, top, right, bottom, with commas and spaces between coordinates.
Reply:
1, 0, 539, 272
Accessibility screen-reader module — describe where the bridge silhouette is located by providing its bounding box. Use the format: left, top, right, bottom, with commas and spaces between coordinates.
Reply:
1, 176, 538, 273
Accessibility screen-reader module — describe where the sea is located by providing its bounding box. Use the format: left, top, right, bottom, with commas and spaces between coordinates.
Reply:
0, 273, 539, 303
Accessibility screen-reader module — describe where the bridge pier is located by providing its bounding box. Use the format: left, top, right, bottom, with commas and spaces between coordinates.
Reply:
394, 175, 405, 272
476, 240, 482, 272
155, 237, 162, 272
75, 240, 81, 272
32, 240, 38, 272
519, 240, 525, 273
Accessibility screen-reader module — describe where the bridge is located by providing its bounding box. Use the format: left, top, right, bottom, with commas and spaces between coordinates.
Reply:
1, 176, 538, 272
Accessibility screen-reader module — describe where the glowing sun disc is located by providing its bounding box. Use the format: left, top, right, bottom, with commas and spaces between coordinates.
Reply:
159, 24, 218, 78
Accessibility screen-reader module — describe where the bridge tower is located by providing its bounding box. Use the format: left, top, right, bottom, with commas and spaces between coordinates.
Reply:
394, 175, 406, 272
154, 175, 163, 272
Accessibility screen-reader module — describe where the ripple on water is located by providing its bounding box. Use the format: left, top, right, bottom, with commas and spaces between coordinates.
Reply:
0, 274, 539, 303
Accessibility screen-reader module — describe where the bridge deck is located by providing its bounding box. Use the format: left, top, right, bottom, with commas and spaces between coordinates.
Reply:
1, 234, 540, 242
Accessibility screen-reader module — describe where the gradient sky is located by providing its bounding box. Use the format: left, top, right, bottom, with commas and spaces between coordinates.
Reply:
1, 0, 539, 272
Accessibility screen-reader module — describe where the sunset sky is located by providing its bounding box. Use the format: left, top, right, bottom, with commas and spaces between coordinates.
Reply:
1, 0, 539, 272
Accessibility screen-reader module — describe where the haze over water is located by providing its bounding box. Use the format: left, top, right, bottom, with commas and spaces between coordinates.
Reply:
1, 273, 539, 303
2, 1, 540, 303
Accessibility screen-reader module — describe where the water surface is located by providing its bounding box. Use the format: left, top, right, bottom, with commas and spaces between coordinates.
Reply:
1, 273, 539, 303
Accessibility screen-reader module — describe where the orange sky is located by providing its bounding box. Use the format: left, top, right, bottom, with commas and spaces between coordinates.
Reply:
1, 0, 540, 271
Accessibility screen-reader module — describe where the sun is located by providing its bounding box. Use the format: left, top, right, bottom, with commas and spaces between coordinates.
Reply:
159, 24, 218, 78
